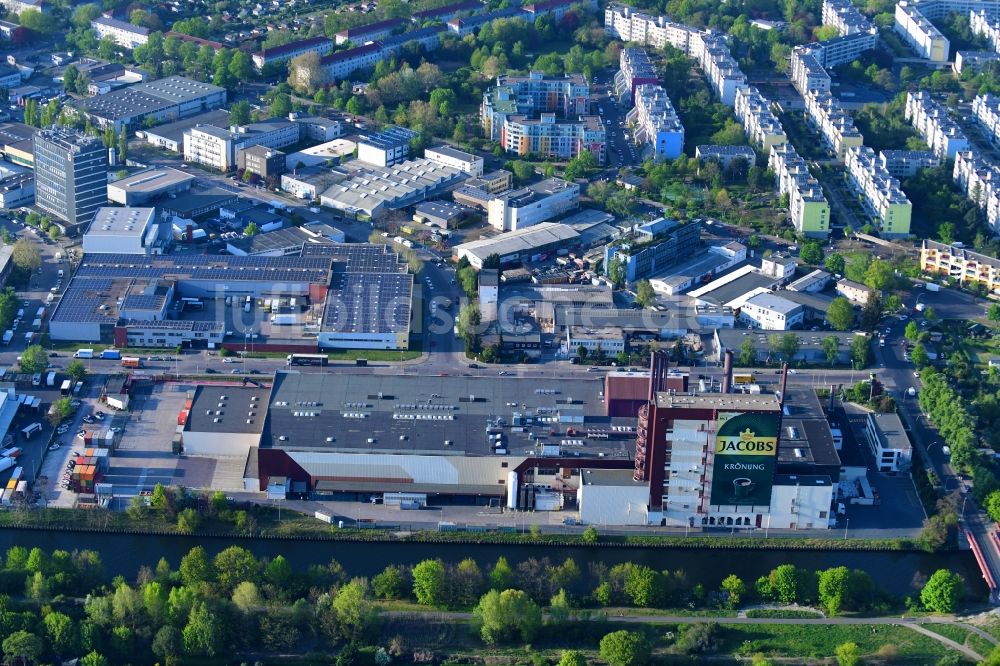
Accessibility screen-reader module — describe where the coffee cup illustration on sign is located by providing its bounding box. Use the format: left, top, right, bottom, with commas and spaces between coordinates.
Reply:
733, 477, 755, 498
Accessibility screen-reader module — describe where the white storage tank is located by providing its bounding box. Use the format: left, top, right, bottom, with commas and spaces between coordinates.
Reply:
506, 471, 518, 509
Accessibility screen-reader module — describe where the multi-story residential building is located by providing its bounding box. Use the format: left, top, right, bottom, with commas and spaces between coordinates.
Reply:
33, 129, 108, 231
700, 36, 747, 105
320, 42, 384, 81
0, 0, 43, 15
895, 1, 949, 62
604, 4, 704, 57
251, 36, 333, 71
905, 91, 969, 159
380, 26, 443, 57
603, 218, 702, 282
500, 113, 606, 163
822, 0, 872, 34
734, 86, 787, 154
789, 31, 877, 95
803, 91, 864, 162
878, 150, 939, 178
486, 178, 579, 231
954, 49, 1000, 74
614, 48, 659, 103
953, 150, 1000, 232
357, 126, 417, 167
446, 6, 521, 36
971, 10, 1000, 54
424, 145, 484, 176
91, 16, 149, 49
972, 93, 1000, 145
844, 146, 913, 236
334, 17, 406, 45
696, 145, 756, 169
411, 0, 480, 24
629, 84, 683, 160
183, 121, 301, 171
790, 47, 832, 95
768, 143, 831, 238
921, 237, 1000, 294
481, 72, 590, 140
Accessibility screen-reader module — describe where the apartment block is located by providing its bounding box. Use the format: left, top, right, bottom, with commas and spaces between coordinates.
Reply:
790, 31, 877, 95
973, 93, 1000, 146
894, 0, 950, 62
822, 0, 872, 34
905, 91, 969, 160
320, 42, 384, 81
91, 16, 149, 49
696, 145, 756, 169
628, 84, 684, 160
251, 36, 333, 71
486, 178, 579, 231
953, 150, 1000, 232
790, 47, 832, 95
700, 35, 747, 105
734, 86, 787, 154
878, 149, 939, 178
334, 17, 406, 45
604, 4, 704, 58
844, 146, 913, 237
804, 91, 864, 162
183, 121, 301, 171
481, 71, 590, 141
971, 10, 1000, 54
501, 113, 606, 163
768, 142, 831, 238
921, 237, 1000, 295
614, 48, 659, 103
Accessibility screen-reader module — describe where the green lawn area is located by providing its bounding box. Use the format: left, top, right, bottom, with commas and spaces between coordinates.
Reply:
923, 623, 972, 645
323, 349, 422, 362
714, 623, 959, 662
967, 632, 996, 658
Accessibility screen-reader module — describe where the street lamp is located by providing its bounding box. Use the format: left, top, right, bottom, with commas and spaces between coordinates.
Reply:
843, 517, 850, 540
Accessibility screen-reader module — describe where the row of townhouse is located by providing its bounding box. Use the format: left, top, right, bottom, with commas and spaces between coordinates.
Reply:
803, 91, 864, 162
920, 238, 1000, 295
733, 86, 787, 154
904, 91, 969, 160
768, 143, 831, 237
628, 84, 684, 160
953, 150, 1000, 232
844, 146, 913, 237
614, 48, 659, 103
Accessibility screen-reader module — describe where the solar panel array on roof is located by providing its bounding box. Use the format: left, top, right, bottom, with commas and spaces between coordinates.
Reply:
323, 273, 412, 334
121, 293, 165, 311
74, 253, 332, 284
53, 277, 119, 324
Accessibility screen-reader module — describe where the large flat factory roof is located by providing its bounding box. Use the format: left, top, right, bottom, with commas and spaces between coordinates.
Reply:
655, 392, 781, 411
262, 371, 636, 457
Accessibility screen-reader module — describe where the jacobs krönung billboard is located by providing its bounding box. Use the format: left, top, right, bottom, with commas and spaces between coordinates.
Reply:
709, 411, 780, 507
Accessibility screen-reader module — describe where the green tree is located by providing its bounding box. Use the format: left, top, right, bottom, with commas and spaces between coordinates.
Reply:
243, 221, 260, 237
176, 508, 200, 533
920, 569, 964, 613
473, 589, 542, 645
923, 306, 937, 321
44, 612, 77, 655
19, 345, 47, 374
558, 650, 588, 666
48, 397, 74, 426
2, 631, 43, 665
63, 65, 79, 94
800, 241, 824, 265
179, 546, 214, 588
19, 8, 57, 34
599, 630, 651, 666
182, 601, 220, 656
213, 546, 257, 594
412, 559, 447, 607
738, 337, 757, 366
825, 253, 846, 275
818, 566, 851, 615
270, 93, 291, 118
332, 578, 378, 639
489, 556, 515, 591
228, 50, 252, 82
228, 100, 251, 126
863, 258, 894, 291
634, 280, 656, 308
607, 256, 625, 288
851, 335, 871, 368
835, 642, 860, 666
911, 343, 929, 368
827, 297, 855, 331
12, 238, 41, 277
372, 565, 407, 600
117, 128, 128, 163
582, 526, 599, 543
988, 303, 1000, 323
985, 490, 1000, 522
151, 626, 182, 664
905, 321, 920, 341
720, 574, 745, 609
81, 650, 109, 666
822, 336, 841, 366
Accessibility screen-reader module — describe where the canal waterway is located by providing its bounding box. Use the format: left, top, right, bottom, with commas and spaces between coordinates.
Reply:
0, 528, 985, 599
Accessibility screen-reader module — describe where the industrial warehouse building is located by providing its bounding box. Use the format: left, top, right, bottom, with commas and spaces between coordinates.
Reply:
79, 76, 227, 132
47, 243, 413, 350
